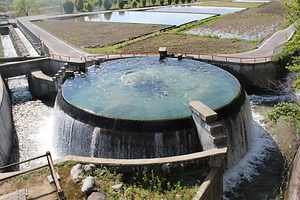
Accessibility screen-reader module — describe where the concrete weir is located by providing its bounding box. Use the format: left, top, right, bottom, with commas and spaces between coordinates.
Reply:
53, 56, 252, 169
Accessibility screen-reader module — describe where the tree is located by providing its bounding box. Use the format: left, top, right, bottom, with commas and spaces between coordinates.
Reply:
62, 0, 74, 14
75, 0, 84, 11
103, 0, 112, 10
118, 0, 124, 9
13, 0, 41, 16
131, 0, 137, 8
85, 2, 94, 11
268, 0, 300, 132
151, 0, 156, 6
98, 0, 103, 7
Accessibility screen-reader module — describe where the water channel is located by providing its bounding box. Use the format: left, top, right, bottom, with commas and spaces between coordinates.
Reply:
1, 29, 289, 199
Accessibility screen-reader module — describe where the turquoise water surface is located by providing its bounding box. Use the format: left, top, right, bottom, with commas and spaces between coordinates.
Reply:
62, 57, 240, 120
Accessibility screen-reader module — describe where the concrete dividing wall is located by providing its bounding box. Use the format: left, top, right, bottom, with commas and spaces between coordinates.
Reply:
8, 25, 29, 57
0, 57, 86, 79
28, 70, 57, 100
193, 167, 223, 200
0, 76, 13, 168
197, 58, 280, 91
189, 101, 227, 150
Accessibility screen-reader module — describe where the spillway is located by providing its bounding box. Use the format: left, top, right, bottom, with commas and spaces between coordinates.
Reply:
54, 57, 252, 166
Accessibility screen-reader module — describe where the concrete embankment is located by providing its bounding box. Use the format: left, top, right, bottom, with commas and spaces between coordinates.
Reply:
197, 58, 283, 92
0, 76, 13, 169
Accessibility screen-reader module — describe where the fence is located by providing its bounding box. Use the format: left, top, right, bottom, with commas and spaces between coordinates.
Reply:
50, 52, 273, 63
0, 151, 65, 199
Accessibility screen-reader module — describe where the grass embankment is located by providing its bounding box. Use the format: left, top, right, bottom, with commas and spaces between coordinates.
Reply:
0, 161, 205, 199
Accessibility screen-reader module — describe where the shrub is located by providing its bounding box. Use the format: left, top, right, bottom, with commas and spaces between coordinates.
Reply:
85, 2, 94, 11
181, 0, 186, 3
174, 0, 179, 4
187, 0, 191, 3
75, 0, 84, 11
131, 0, 138, 8
167, 0, 172, 5
104, 0, 112, 9
142, 0, 146, 7
160, 0, 164, 5
63, 0, 74, 14
151, 0, 156, 5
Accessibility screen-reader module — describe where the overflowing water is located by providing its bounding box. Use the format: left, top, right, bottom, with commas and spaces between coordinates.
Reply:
1, 27, 289, 197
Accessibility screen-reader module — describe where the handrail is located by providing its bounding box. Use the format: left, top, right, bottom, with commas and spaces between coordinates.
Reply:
0, 151, 65, 199
50, 52, 273, 63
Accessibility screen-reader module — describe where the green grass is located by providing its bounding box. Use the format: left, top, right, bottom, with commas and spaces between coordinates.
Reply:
84, 31, 163, 54
0, 37, 4, 57
57, 161, 205, 199
0, 161, 205, 199
196, 1, 264, 8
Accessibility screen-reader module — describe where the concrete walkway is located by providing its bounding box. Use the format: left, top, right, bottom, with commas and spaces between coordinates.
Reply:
16, 12, 295, 63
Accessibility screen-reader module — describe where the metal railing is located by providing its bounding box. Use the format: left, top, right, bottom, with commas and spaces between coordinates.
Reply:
0, 151, 65, 199
50, 52, 273, 63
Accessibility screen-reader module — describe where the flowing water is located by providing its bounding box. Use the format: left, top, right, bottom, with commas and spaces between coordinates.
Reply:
9, 77, 287, 197
1, 35, 17, 57
1, 29, 290, 197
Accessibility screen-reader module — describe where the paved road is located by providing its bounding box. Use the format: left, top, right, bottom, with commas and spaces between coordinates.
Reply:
17, 15, 88, 57
16, 13, 295, 63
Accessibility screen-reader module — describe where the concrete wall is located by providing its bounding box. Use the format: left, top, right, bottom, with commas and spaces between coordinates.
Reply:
285, 146, 300, 200
190, 101, 226, 151
0, 57, 86, 78
0, 26, 9, 35
193, 167, 223, 200
196, 58, 280, 92
28, 70, 57, 101
0, 76, 13, 168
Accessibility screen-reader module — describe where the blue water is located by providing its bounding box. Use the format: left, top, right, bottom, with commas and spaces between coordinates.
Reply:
84, 11, 214, 26
62, 57, 240, 120
148, 5, 246, 15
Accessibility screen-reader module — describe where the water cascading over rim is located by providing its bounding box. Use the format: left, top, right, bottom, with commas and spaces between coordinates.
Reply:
54, 57, 252, 165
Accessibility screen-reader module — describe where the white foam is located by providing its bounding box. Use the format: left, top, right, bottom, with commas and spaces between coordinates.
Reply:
1, 35, 18, 57
222, 108, 275, 199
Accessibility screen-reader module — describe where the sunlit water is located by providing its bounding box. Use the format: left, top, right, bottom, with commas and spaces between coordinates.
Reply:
1, 35, 17, 57
8, 76, 56, 169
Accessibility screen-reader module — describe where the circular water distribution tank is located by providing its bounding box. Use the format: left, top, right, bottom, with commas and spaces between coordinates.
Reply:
55, 57, 246, 160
